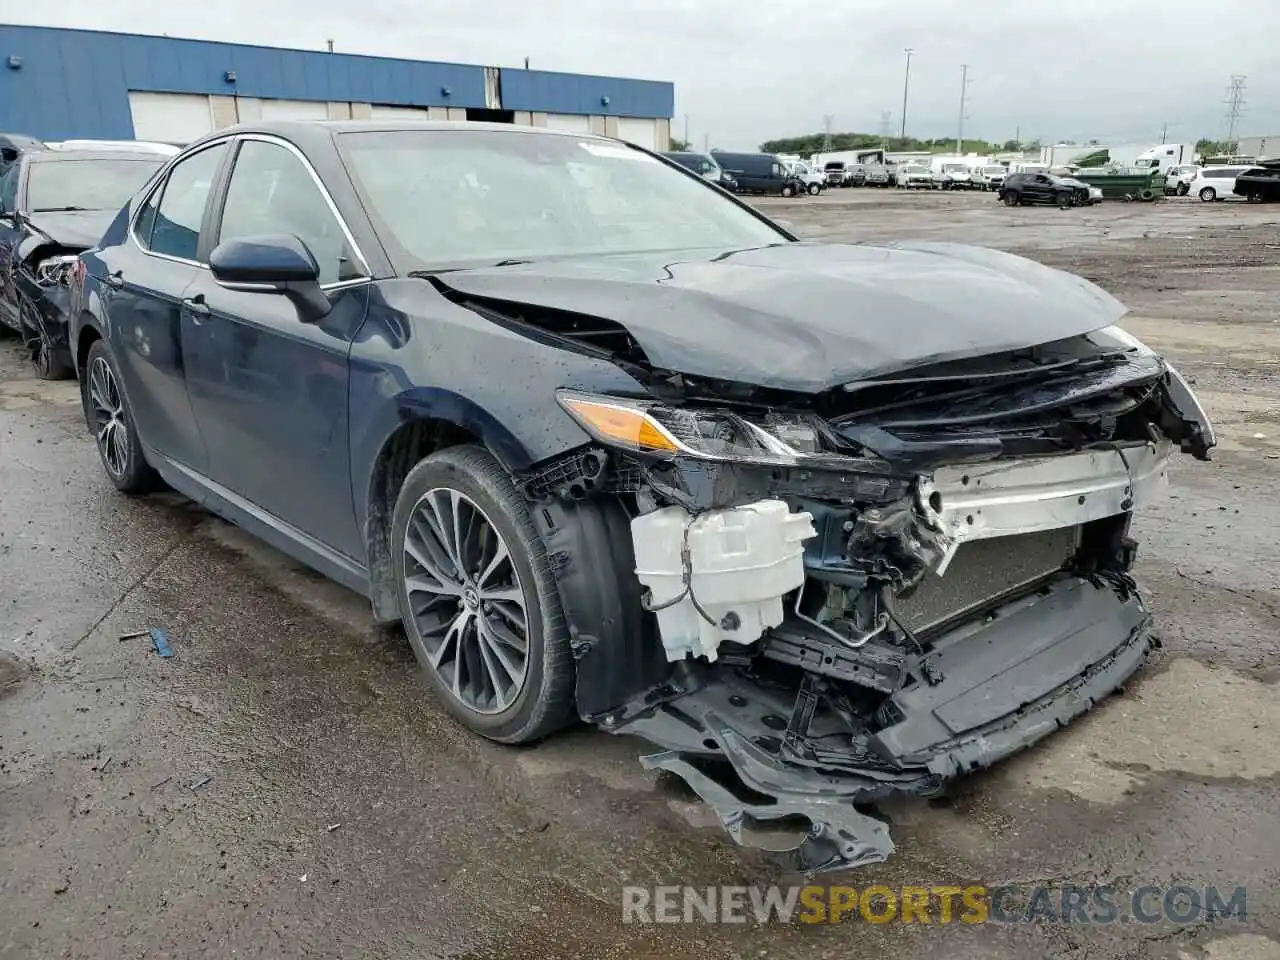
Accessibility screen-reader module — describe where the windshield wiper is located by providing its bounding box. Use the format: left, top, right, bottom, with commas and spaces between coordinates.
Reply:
32, 205, 97, 213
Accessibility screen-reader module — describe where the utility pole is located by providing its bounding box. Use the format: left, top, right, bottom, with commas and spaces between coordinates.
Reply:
1160, 121, 1168, 144
1224, 75, 1246, 146
822, 114, 834, 153
880, 111, 892, 149
900, 49, 914, 141
326, 39, 334, 53
955, 64, 970, 155
683, 114, 689, 147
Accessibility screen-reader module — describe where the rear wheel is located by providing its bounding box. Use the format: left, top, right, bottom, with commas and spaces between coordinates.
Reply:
806, 182, 821, 196
1198, 186, 1216, 202
391, 445, 574, 744
780, 183, 796, 198
84, 339, 157, 493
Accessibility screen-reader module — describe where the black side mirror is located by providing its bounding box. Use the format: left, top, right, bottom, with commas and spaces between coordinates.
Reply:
209, 233, 331, 322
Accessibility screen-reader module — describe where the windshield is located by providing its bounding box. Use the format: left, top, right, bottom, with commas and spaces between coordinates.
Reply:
904, 166, 927, 174
943, 164, 966, 173
982, 166, 1004, 175
26, 157, 163, 212
341, 130, 787, 270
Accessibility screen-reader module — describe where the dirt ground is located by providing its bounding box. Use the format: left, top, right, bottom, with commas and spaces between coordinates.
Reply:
2, 190, 1278, 960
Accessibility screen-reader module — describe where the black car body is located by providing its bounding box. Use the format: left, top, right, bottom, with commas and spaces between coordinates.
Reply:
711, 151, 804, 196
70, 121, 1214, 873
998, 172, 1090, 207
1232, 163, 1280, 202
0, 148, 164, 377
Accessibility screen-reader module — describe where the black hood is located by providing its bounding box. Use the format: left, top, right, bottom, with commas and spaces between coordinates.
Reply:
437, 241, 1128, 392
24, 210, 115, 250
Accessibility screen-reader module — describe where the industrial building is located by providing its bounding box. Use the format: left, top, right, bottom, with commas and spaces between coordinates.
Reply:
0, 24, 674, 149
1238, 134, 1279, 160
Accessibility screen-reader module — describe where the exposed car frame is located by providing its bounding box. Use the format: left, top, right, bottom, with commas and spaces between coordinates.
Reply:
69, 121, 1215, 873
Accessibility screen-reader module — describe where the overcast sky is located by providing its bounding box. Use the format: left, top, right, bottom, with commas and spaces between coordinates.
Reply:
11, 1, 1280, 149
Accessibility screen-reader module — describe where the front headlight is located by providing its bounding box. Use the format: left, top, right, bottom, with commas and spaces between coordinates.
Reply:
557, 391, 822, 463
35, 254, 80, 287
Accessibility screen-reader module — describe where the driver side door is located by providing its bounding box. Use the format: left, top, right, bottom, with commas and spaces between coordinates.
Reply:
181, 135, 371, 561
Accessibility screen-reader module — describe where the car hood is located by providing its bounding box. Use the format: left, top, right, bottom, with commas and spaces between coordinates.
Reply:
437, 241, 1128, 393
24, 210, 115, 250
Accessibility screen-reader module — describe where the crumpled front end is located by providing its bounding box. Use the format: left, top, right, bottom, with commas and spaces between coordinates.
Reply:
521, 326, 1214, 873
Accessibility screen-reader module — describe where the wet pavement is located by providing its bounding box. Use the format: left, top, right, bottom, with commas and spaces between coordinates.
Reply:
2, 192, 1279, 959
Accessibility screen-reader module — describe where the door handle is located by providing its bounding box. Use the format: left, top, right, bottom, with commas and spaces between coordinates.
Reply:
182, 295, 211, 319
105, 270, 124, 290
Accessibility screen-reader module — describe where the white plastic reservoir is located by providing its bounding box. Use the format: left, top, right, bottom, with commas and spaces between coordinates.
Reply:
631, 500, 817, 662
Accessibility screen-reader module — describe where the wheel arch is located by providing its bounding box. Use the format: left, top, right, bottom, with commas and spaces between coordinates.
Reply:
74, 315, 104, 378
360, 390, 544, 622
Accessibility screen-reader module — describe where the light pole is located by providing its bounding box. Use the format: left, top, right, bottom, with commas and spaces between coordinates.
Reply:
900, 48, 914, 141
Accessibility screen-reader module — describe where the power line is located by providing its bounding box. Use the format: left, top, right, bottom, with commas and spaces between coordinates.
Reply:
900, 49, 914, 140
955, 64, 970, 154
1224, 75, 1247, 144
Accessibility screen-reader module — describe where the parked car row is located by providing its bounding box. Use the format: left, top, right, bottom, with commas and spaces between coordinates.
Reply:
663, 151, 819, 197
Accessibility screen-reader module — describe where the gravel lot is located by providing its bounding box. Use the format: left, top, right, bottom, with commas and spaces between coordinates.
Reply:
2, 190, 1278, 960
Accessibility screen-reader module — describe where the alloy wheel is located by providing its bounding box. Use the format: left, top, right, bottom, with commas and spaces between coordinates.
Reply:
88, 356, 128, 478
402, 487, 530, 715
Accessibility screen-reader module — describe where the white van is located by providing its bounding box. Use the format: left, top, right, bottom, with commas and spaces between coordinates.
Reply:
1188, 166, 1251, 202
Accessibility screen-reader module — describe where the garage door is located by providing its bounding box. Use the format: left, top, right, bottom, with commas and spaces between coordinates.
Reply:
544, 114, 592, 135
616, 118, 658, 150
259, 99, 330, 122
370, 105, 432, 120
128, 92, 214, 143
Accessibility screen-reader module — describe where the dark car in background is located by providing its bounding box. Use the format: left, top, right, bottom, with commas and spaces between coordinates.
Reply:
998, 171, 1091, 207
1232, 164, 1280, 202
660, 150, 737, 191
710, 150, 803, 196
70, 121, 1213, 872
0, 148, 164, 377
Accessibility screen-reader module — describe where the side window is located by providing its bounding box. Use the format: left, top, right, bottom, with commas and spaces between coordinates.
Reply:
133, 183, 162, 248
150, 144, 227, 262
0, 166, 18, 214
217, 140, 360, 285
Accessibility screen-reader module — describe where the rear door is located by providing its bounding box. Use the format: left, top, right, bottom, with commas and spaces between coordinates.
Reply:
100, 141, 230, 472
181, 135, 370, 558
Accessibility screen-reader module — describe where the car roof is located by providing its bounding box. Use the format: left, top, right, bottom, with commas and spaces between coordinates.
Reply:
182, 119, 614, 154
27, 148, 168, 163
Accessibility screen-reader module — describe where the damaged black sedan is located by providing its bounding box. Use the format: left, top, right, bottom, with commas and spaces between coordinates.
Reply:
0, 148, 164, 378
71, 122, 1215, 872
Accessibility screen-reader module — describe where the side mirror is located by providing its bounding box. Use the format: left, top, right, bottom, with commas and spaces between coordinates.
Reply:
209, 233, 331, 322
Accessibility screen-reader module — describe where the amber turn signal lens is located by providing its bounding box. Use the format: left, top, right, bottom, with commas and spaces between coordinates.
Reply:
562, 398, 680, 453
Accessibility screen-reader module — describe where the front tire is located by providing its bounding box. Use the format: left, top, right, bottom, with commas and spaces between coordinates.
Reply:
83, 339, 157, 493
19, 296, 73, 380
806, 182, 821, 196
1003, 190, 1021, 206
780, 184, 796, 198
1199, 187, 1216, 202
391, 445, 575, 744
